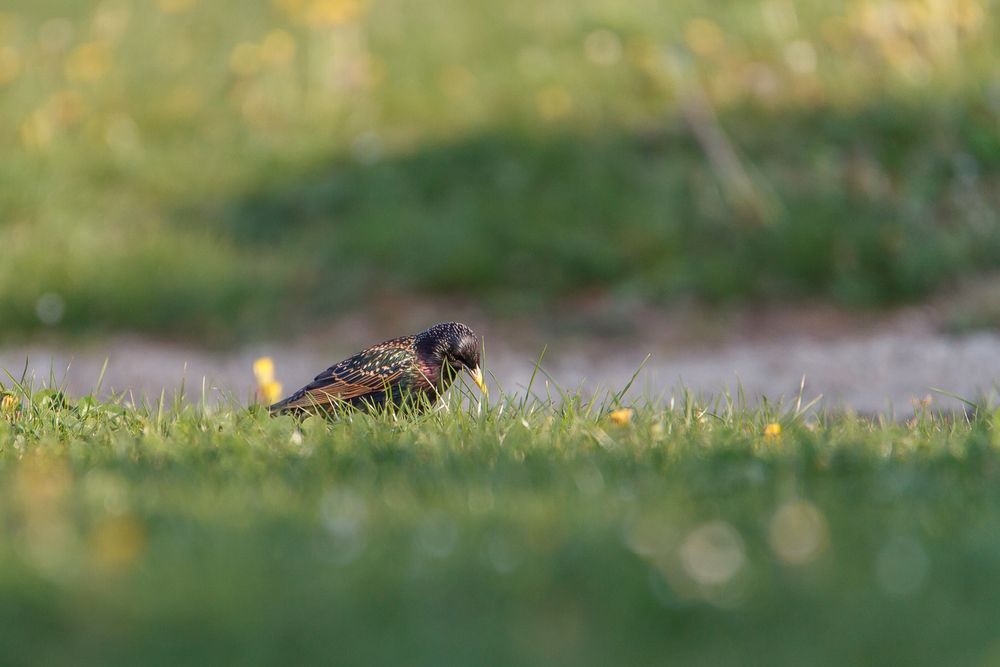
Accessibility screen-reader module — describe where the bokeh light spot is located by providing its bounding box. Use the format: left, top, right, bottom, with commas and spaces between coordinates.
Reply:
684, 18, 725, 57
36, 293, 66, 326
584, 29, 622, 66
680, 521, 745, 586
91, 515, 146, 569
768, 500, 828, 565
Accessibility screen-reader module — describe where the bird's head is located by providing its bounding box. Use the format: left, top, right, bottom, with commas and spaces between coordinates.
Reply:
416, 322, 487, 394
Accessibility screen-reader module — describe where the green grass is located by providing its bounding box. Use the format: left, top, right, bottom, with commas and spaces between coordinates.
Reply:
2, 374, 1000, 665
1, 0, 999, 341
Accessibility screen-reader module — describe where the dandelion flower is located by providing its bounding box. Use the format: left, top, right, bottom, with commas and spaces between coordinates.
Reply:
253, 357, 276, 384
258, 380, 284, 405
609, 408, 634, 425
254, 357, 283, 405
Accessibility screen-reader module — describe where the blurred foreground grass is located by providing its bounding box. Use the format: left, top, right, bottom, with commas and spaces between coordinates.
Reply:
3, 384, 1000, 665
1, 0, 999, 340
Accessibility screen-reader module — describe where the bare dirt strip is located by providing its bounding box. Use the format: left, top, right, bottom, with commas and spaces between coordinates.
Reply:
2, 306, 997, 416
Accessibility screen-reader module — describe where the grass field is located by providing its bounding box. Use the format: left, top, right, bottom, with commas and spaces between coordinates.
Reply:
2, 0, 999, 341
3, 375, 1000, 665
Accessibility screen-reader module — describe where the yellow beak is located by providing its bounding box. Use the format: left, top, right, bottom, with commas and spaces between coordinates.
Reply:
468, 366, 488, 395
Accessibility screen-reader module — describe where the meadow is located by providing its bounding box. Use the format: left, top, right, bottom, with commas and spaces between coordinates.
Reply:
4, 1, 1000, 663
2, 376, 1000, 665
2, 0, 999, 341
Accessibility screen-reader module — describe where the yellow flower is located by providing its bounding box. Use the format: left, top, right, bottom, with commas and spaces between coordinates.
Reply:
253, 357, 282, 405
764, 422, 782, 439
1, 393, 17, 413
258, 380, 283, 405
253, 357, 275, 384
609, 408, 634, 426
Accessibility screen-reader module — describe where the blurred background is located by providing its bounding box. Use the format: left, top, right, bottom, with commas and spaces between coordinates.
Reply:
2, 0, 1000, 409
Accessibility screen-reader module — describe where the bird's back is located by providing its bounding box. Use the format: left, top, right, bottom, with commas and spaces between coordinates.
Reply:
269, 335, 426, 414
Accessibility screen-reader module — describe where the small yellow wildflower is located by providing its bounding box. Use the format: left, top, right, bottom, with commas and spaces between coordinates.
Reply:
1, 393, 17, 413
258, 381, 283, 405
609, 408, 634, 426
253, 357, 283, 405
764, 422, 782, 439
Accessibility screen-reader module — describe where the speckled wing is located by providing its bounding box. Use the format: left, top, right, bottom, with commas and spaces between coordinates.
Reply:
270, 337, 417, 412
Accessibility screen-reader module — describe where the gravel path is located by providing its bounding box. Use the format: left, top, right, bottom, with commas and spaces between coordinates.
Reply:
2, 309, 997, 415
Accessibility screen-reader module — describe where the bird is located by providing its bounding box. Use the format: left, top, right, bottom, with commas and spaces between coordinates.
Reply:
269, 322, 487, 415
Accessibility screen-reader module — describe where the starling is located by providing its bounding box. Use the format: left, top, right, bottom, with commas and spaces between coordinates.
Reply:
269, 322, 487, 415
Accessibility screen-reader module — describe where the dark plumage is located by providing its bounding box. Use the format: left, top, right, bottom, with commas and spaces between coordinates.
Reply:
269, 322, 486, 415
